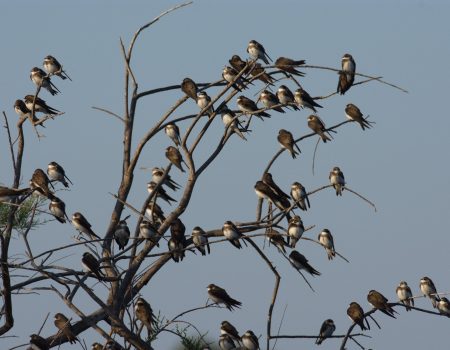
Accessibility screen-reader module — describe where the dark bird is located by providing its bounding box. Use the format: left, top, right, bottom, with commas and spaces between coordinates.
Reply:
47, 161, 72, 187
254, 181, 290, 214
114, 219, 130, 250
247, 40, 272, 64
229, 54, 250, 74
181, 77, 198, 101
318, 229, 335, 260
276, 85, 299, 110
420, 276, 440, 308
192, 226, 210, 256
82, 252, 104, 279
250, 62, 275, 85
134, 297, 155, 337
315, 319, 336, 345
262, 172, 290, 201
337, 71, 352, 95
437, 297, 450, 317
294, 88, 322, 112
197, 91, 214, 116
287, 215, 304, 248
345, 103, 371, 130
329, 166, 345, 196
0, 186, 29, 203
145, 202, 165, 224
266, 229, 288, 253
222, 66, 249, 91
275, 57, 306, 76
396, 281, 414, 311
54, 313, 77, 344
237, 95, 270, 119
221, 320, 240, 342
207, 284, 242, 311
166, 146, 186, 173
139, 220, 159, 246
165, 123, 182, 146
168, 236, 185, 262
241, 330, 260, 350
49, 196, 69, 223
347, 302, 368, 331
278, 129, 300, 158
337, 53, 356, 94
219, 334, 236, 350
307, 115, 332, 143
259, 90, 285, 113
30, 67, 60, 95
221, 107, 247, 140
289, 250, 320, 276
151, 167, 180, 191
367, 289, 397, 318
43, 55, 71, 80
14, 99, 34, 121
91, 343, 103, 350
30, 168, 53, 198
29, 334, 49, 350
170, 218, 186, 242
222, 220, 246, 249
147, 181, 176, 205
72, 212, 100, 240
290, 182, 310, 211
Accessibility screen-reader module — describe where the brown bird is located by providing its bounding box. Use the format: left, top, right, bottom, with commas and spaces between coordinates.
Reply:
165, 146, 186, 173
420, 276, 440, 308
345, 103, 372, 130
294, 88, 323, 112
43, 55, 71, 81
145, 202, 165, 224
24, 95, 60, 115
277, 129, 300, 158
192, 226, 210, 256
275, 57, 306, 76
147, 181, 177, 205
262, 172, 290, 201
289, 250, 320, 276
81, 252, 104, 279
307, 115, 332, 143
290, 182, 310, 211
168, 236, 185, 262
222, 220, 246, 249
0, 186, 30, 203
30, 168, 53, 197
237, 95, 271, 120
181, 77, 198, 101
329, 166, 345, 196
266, 229, 288, 253
221, 320, 241, 343
165, 123, 182, 146
139, 220, 160, 247
241, 330, 260, 350
337, 72, 352, 95
229, 54, 249, 74
347, 302, 368, 331
72, 212, 100, 240
47, 161, 72, 188
367, 290, 397, 318
54, 313, 77, 344
337, 53, 356, 95
29, 334, 49, 350
49, 196, 69, 223
259, 90, 285, 113
207, 284, 242, 311
276, 85, 299, 110
170, 218, 186, 243
91, 343, 103, 350
250, 62, 275, 85
134, 297, 155, 337
396, 281, 414, 311
30, 67, 60, 95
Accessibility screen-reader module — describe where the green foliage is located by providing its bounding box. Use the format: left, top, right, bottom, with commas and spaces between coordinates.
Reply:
0, 196, 47, 233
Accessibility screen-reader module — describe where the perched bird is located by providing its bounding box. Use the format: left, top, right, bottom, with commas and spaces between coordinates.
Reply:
139, 220, 159, 246
262, 172, 290, 201
396, 281, 414, 311
337, 54, 356, 94
318, 229, 335, 260
43, 55, 71, 80
114, 219, 130, 250
72, 212, 100, 240
222, 221, 246, 249
104, 340, 122, 350
329, 167, 345, 196
207, 284, 242, 311
170, 218, 186, 244
229, 54, 250, 74
145, 202, 165, 224
259, 90, 285, 113
168, 236, 185, 262
30, 169, 53, 198
315, 319, 336, 345
345, 103, 371, 130
287, 215, 304, 248
367, 290, 397, 318
237, 95, 270, 119
221, 107, 247, 141
165, 146, 186, 172
0, 186, 29, 203
254, 181, 290, 214
222, 66, 249, 91
14, 99, 40, 124
29, 334, 49, 350
290, 182, 310, 211
294, 88, 322, 112
151, 167, 180, 191
275, 57, 306, 76
241, 330, 259, 350
420, 276, 440, 308
437, 297, 450, 317
165, 123, 182, 146
147, 181, 176, 205
192, 226, 210, 256
197, 91, 214, 116
134, 297, 155, 337
47, 161, 72, 188
49, 196, 69, 223
30, 67, 60, 95
247, 40, 272, 64
54, 313, 77, 344
81, 252, 104, 279
337, 71, 352, 95
249, 62, 275, 85
221, 320, 240, 342
276, 85, 299, 110
219, 334, 236, 350
181, 77, 198, 101
289, 250, 321, 276
91, 343, 103, 350
307, 115, 332, 143
278, 129, 301, 158
347, 302, 368, 331
266, 229, 288, 253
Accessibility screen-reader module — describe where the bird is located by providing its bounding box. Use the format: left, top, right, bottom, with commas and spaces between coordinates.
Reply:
24, 95, 60, 117
91, 343, 103, 350
197, 91, 214, 116
437, 297, 450, 317
134, 297, 155, 337
168, 236, 185, 262
347, 302, 368, 331
43, 55, 71, 80
420, 276, 440, 308
47, 161, 72, 188
275, 57, 306, 76
289, 250, 321, 276
294, 88, 322, 112
151, 167, 180, 191
114, 219, 130, 250
396, 281, 414, 311
81, 252, 104, 279
222, 221, 246, 249
307, 115, 332, 143
259, 90, 285, 113
139, 220, 159, 246
30, 67, 60, 95
337, 53, 356, 94
166, 146, 186, 172
337, 71, 352, 95
49, 196, 69, 223
237, 95, 270, 119
262, 172, 290, 201
192, 226, 210, 256
329, 166, 345, 196
207, 284, 242, 311
249, 62, 275, 85
345, 103, 372, 130
278, 129, 300, 158
290, 182, 310, 211
367, 290, 397, 318
0, 186, 30, 203
318, 229, 335, 260
181, 77, 198, 101
287, 215, 305, 248
29, 334, 49, 350
29, 169, 53, 198
165, 123, 182, 146
229, 54, 250, 74
72, 212, 100, 240
315, 319, 336, 345
241, 330, 259, 350
221, 320, 241, 343
254, 181, 291, 214
54, 313, 77, 344
222, 66, 249, 91
145, 202, 165, 224
276, 85, 299, 110
147, 181, 176, 205
14, 99, 36, 123
266, 229, 288, 253
219, 334, 236, 350
104, 340, 122, 350
221, 107, 247, 140
247, 40, 272, 64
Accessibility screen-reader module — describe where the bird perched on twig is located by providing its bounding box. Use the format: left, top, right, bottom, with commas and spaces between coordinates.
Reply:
275, 57, 306, 76
347, 302, 368, 331
181, 77, 198, 101
30, 67, 60, 95
345, 103, 372, 130
247, 40, 272, 64
49, 196, 69, 223
307, 115, 333, 143
30, 169, 53, 198
222, 221, 247, 249
329, 166, 345, 196
337, 53, 356, 95
165, 146, 186, 173
241, 330, 260, 350
114, 218, 130, 250
47, 161, 72, 188
72, 212, 100, 240
294, 88, 322, 112
192, 226, 210, 256
278, 129, 301, 158
24, 95, 60, 116
315, 319, 336, 345
207, 284, 242, 311
367, 289, 397, 318
43, 55, 71, 80
54, 313, 78, 344
82, 252, 104, 279
420, 276, 440, 308
396, 281, 414, 311
289, 250, 321, 276
290, 182, 310, 211
134, 297, 156, 337
318, 229, 335, 260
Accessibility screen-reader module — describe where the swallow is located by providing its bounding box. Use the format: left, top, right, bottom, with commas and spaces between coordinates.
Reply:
14, 99, 44, 126
278, 129, 301, 158
262, 172, 290, 200
54, 313, 77, 344
420, 276, 440, 308
266, 229, 288, 253
147, 181, 176, 205
254, 181, 290, 213
396, 281, 414, 311
0, 186, 30, 203
337, 54, 356, 95
114, 219, 130, 250
337, 71, 352, 95
222, 220, 246, 249
165, 123, 181, 146
219, 334, 236, 350
104, 340, 122, 350
30, 67, 60, 95
207, 284, 242, 311
165, 146, 186, 172
197, 91, 214, 116
49, 196, 69, 223
145, 202, 165, 224
91, 343, 103, 350
247, 40, 272, 64
287, 215, 305, 248
168, 236, 185, 262
29, 334, 49, 350
192, 226, 210, 256
151, 167, 181, 191
221, 107, 247, 140
250, 63, 275, 85
290, 182, 310, 211
229, 54, 250, 74
222, 66, 248, 91
347, 302, 368, 331
318, 229, 335, 260
237, 95, 270, 119
289, 250, 320, 276
329, 166, 345, 196
30, 168, 53, 198
72, 212, 100, 240
275, 57, 306, 76
307, 115, 332, 143
367, 290, 397, 318
43, 55, 71, 80
135, 297, 155, 337
181, 77, 198, 101
276, 85, 299, 110
294, 88, 322, 112
47, 161, 72, 187
220, 320, 240, 342
241, 330, 259, 350
345, 103, 371, 130
259, 90, 285, 113
315, 319, 336, 345
170, 217, 186, 241
82, 252, 104, 279
139, 220, 159, 246
437, 297, 450, 317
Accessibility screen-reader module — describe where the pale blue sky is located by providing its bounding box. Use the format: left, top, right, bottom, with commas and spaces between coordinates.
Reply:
1, 1, 450, 349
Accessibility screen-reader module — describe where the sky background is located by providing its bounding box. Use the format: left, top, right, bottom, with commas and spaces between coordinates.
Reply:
1, 1, 450, 349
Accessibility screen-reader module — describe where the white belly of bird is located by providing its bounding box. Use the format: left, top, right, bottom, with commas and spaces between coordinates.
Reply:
242, 338, 257, 350
223, 228, 239, 240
